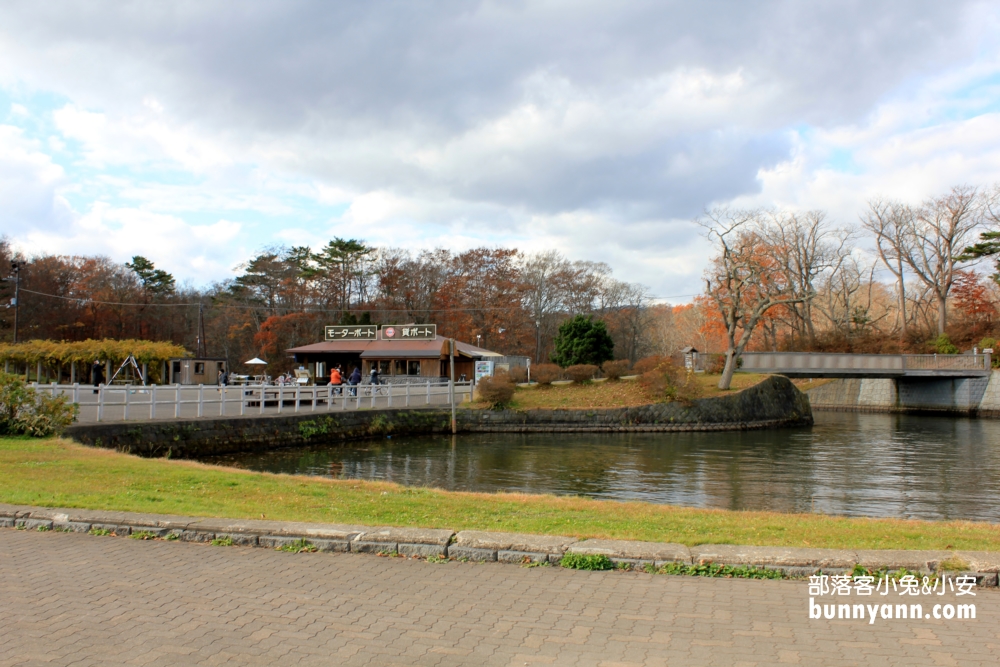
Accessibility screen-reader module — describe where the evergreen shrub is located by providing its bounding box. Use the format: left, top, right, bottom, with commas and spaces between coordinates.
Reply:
0, 372, 77, 436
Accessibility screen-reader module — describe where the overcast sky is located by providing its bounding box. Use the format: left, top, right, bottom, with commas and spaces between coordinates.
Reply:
2, 1, 1000, 301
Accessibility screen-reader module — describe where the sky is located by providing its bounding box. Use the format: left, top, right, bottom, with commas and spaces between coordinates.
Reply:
3, 1, 1000, 301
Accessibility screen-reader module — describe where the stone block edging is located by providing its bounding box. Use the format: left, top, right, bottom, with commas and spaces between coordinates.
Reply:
1, 503, 996, 586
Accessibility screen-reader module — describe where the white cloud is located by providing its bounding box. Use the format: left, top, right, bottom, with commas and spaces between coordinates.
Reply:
15, 203, 246, 283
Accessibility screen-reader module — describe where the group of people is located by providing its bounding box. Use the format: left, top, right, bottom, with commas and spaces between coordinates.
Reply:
328, 365, 381, 395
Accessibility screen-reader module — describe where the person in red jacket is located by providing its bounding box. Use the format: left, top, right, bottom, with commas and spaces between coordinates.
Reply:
329, 366, 343, 394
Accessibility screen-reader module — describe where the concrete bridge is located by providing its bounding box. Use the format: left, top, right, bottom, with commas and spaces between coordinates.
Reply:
737, 352, 992, 379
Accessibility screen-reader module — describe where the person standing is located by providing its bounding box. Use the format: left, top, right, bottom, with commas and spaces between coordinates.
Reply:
329, 366, 343, 394
348, 366, 361, 396
91, 359, 104, 395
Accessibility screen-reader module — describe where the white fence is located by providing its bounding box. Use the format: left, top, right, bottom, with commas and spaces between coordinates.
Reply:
32, 381, 473, 423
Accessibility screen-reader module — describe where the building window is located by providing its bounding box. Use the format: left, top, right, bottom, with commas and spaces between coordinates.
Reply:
195, 362, 205, 375
408, 360, 421, 376
379, 360, 391, 375
395, 359, 406, 376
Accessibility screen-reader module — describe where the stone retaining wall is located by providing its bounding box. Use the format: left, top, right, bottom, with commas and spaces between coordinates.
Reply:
808, 372, 1000, 416
1, 504, 995, 586
65, 375, 812, 458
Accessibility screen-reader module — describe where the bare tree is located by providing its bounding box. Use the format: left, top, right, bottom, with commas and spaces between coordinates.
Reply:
765, 210, 851, 346
698, 207, 808, 390
861, 198, 915, 337
903, 186, 981, 335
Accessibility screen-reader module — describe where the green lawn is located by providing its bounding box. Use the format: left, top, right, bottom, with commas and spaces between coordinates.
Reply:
3, 435, 1000, 552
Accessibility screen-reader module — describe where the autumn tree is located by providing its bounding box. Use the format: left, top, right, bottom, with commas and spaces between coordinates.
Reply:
698, 207, 809, 390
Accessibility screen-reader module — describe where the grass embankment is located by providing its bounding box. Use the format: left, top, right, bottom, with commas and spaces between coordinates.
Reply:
471, 373, 771, 411
4, 435, 1000, 552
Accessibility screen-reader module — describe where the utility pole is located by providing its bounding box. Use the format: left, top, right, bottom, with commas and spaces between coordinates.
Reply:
10, 260, 22, 344
449, 338, 456, 434
196, 303, 207, 357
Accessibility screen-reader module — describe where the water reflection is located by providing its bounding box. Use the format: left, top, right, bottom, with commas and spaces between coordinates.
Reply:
202, 412, 1000, 521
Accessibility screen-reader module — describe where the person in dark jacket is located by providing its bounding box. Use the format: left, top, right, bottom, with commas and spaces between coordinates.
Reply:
348, 367, 361, 395
91, 359, 104, 394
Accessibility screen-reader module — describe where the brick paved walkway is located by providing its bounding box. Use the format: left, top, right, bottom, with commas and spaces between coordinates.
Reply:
1, 529, 997, 666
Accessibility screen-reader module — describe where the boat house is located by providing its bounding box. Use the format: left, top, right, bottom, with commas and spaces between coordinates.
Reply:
287, 324, 501, 384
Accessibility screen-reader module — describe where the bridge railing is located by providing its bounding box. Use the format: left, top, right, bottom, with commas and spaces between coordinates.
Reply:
739, 352, 991, 372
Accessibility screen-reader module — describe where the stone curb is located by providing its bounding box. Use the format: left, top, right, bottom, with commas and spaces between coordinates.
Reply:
1, 503, 997, 586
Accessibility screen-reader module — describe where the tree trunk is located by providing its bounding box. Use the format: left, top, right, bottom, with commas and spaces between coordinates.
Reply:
718, 349, 737, 390
937, 296, 947, 336
897, 259, 907, 337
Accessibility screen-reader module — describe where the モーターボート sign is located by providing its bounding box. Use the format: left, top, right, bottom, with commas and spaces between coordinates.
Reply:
325, 325, 378, 341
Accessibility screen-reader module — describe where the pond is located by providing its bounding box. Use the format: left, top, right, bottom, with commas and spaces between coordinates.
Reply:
201, 411, 1000, 522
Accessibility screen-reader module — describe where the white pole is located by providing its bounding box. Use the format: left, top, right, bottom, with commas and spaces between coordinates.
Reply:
123, 385, 129, 421
294, 385, 300, 413
387, 382, 392, 408
174, 384, 180, 419
259, 386, 264, 414
220, 385, 225, 416
197, 384, 204, 418
311, 386, 316, 412
151, 385, 157, 420
278, 386, 283, 414
426, 380, 431, 405
97, 385, 105, 422
240, 386, 246, 416
72, 383, 79, 407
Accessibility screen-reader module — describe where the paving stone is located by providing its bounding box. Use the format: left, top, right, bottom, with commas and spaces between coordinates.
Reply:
52, 521, 93, 533
453, 530, 579, 554
0, 503, 37, 518
15, 518, 53, 531
568, 539, 690, 564
955, 551, 1000, 572
447, 546, 496, 562
179, 529, 214, 543
351, 541, 398, 554
354, 526, 454, 546
189, 518, 366, 541
854, 550, 955, 572
497, 550, 549, 564
0, 518, 13, 528
398, 543, 447, 558
692, 545, 857, 569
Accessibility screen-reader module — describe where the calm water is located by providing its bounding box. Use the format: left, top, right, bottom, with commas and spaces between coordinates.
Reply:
203, 412, 1000, 521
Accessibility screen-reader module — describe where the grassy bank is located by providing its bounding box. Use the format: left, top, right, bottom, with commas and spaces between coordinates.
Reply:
4, 435, 999, 552
470, 373, 770, 410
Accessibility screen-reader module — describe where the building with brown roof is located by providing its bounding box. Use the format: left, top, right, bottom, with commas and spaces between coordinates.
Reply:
287, 336, 501, 384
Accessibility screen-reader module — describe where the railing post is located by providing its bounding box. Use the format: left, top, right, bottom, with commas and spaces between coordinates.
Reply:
197, 384, 204, 418
426, 380, 431, 405
174, 384, 180, 419
220, 385, 226, 416
72, 383, 79, 408
97, 384, 104, 422
388, 382, 392, 408
123, 385, 130, 421
259, 386, 264, 414
240, 386, 246, 416
277, 386, 283, 414
294, 385, 300, 413
150, 385, 157, 419
405, 382, 410, 407
311, 386, 316, 412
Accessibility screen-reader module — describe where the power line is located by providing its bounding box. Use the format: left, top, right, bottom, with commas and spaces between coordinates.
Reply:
19, 287, 699, 313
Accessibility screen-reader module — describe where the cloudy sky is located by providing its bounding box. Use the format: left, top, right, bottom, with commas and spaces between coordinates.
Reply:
2, 0, 1000, 300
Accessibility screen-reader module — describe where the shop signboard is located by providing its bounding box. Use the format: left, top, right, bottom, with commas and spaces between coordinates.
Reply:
381, 324, 437, 340
474, 360, 494, 381
325, 325, 378, 341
